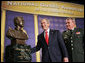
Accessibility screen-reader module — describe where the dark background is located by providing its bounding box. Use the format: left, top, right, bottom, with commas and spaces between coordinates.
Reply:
57, 0, 84, 5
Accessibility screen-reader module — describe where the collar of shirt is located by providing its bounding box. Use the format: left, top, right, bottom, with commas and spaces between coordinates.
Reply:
72, 28, 74, 30
44, 28, 50, 38
71, 27, 76, 30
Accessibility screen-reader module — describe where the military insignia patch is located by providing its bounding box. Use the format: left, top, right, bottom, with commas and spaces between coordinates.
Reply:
76, 32, 80, 34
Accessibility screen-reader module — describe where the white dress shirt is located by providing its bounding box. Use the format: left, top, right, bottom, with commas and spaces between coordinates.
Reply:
44, 28, 50, 38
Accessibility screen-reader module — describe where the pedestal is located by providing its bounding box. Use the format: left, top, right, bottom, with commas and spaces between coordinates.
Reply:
4, 44, 32, 62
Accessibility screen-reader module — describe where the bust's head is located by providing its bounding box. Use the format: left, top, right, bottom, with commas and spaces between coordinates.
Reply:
14, 16, 24, 27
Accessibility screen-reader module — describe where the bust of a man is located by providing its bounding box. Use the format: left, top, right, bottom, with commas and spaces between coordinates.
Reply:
5, 16, 32, 62
6, 16, 28, 45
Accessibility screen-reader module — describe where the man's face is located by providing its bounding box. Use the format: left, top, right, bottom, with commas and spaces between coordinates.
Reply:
14, 17, 24, 27
18, 18, 24, 27
66, 19, 75, 30
41, 19, 50, 31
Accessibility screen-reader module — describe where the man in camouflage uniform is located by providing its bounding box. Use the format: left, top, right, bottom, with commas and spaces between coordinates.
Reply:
62, 18, 84, 62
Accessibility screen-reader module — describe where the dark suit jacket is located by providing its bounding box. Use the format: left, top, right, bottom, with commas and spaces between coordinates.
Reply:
31, 29, 68, 62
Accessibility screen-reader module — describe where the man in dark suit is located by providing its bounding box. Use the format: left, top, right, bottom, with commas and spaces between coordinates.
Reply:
62, 18, 84, 62
31, 18, 69, 62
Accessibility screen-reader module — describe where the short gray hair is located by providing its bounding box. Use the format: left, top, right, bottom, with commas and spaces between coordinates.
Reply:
66, 17, 76, 25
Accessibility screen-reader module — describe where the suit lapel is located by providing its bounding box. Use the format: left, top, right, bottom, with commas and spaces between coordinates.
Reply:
41, 29, 54, 46
49, 29, 53, 46
41, 32, 48, 46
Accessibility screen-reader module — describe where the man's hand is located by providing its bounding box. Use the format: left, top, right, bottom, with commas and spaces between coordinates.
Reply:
63, 57, 69, 62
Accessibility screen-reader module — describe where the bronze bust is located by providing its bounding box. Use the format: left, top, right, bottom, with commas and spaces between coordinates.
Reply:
5, 16, 32, 62
6, 16, 28, 45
